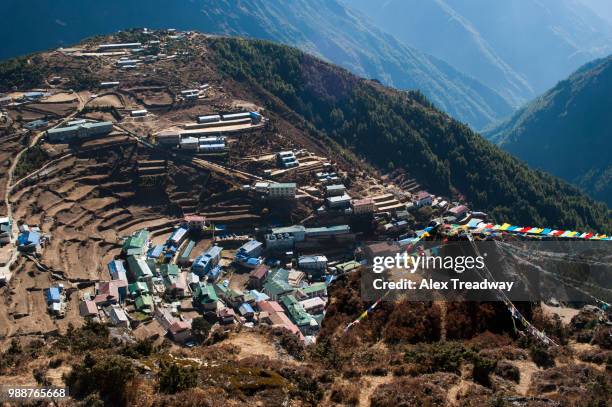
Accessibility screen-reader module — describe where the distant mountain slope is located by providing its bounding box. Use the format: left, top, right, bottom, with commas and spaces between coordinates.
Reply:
204, 36, 611, 232
579, 0, 612, 24
485, 55, 612, 206
350, 0, 612, 104
3, 0, 512, 129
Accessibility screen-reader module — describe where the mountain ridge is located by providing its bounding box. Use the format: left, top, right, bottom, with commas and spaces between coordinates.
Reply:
3, 0, 513, 129
485, 54, 612, 206
350, 0, 612, 105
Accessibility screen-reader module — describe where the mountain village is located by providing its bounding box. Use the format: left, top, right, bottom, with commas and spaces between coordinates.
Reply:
0, 28, 609, 354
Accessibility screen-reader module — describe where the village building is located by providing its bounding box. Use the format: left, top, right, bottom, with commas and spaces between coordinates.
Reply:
448, 205, 469, 220
155, 308, 192, 343
135, 294, 154, 313
325, 184, 346, 197
130, 109, 148, 117
362, 241, 401, 260
192, 245, 222, 276
127, 255, 153, 281
414, 191, 433, 207
122, 229, 149, 256
287, 270, 306, 287
351, 198, 375, 215
265, 225, 306, 250
193, 283, 218, 311
263, 269, 295, 300
250, 290, 270, 302
248, 264, 269, 290
299, 282, 327, 299
94, 280, 127, 306
0, 217, 12, 244
239, 303, 255, 320
298, 255, 328, 276
107, 259, 127, 281
47, 121, 113, 142
299, 297, 326, 315
326, 193, 352, 209
217, 307, 237, 325
108, 305, 130, 328
268, 183, 296, 199
17, 230, 41, 252
334, 260, 362, 274
280, 295, 318, 334
79, 300, 98, 318
128, 281, 149, 297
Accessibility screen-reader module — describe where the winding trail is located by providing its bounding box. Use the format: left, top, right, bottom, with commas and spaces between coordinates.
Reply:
1, 91, 84, 280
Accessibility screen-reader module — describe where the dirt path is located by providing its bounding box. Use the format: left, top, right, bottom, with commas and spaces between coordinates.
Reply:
512, 359, 539, 395
359, 375, 393, 407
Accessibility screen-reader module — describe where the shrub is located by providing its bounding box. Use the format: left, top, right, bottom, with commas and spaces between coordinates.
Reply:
330, 382, 360, 406
158, 361, 198, 394
64, 354, 135, 406
494, 361, 520, 383
530, 345, 555, 369
404, 342, 473, 374
472, 356, 496, 387
591, 326, 612, 350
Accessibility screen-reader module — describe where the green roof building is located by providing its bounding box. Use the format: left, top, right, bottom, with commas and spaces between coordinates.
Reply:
160, 264, 179, 278
280, 295, 312, 327
195, 283, 218, 310
127, 255, 153, 281
122, 229, 149, 256
263, 269, 295, 300
301, 282, 327, 298
128, 281, 149, 296
135, 294, 153, 313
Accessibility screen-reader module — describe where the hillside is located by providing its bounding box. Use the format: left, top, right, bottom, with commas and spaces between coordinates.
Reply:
2, 0, 513, 129
486, 55, 612, 206
351, 0, 612, 105
0, 30, 610, 407
205, 37, 611, 232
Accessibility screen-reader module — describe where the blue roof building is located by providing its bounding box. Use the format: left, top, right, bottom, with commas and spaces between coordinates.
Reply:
47, 287, 61, 303
17, 231, 40, 251
192, 245, 223, 276
207, 265, 222, 282
147, 245, 164, 259
107, 260, 127, 281
239, 303, 255, 318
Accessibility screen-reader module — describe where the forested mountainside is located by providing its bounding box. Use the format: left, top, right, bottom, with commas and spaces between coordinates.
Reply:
486, 55, 612, 207
351, 0, 612, 105
205, 37, 611, 232
3, 0, 512, 129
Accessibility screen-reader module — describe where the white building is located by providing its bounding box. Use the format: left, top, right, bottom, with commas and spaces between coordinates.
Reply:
326, 193, 351, 209
298, 255, 328, 272
352, 198, 375, 215
130, 109, 148, 117
269, 183, 296, 199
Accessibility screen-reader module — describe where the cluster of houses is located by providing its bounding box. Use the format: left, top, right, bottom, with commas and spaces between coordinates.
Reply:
155, 111, 264, 153
74, 216, 337, 344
